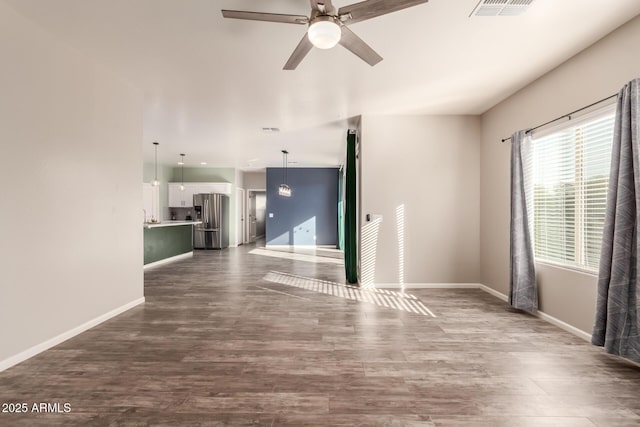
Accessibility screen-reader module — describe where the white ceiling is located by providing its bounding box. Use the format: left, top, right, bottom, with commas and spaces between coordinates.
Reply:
4, 0, 640, 169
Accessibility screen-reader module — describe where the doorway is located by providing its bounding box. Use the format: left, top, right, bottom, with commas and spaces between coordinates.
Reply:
237, 188, 246, 245
247, 190, 266, 243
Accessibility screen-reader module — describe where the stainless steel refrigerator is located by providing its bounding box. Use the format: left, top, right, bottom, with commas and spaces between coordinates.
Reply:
193, 193, 229, 249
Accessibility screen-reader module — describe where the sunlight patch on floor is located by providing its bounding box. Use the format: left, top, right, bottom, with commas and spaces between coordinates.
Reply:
263, 271, 435, 317
265, 245, 344, 259
249, 248, 344, 265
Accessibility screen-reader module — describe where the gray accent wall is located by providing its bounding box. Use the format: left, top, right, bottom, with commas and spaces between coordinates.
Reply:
266, 168, 339, 246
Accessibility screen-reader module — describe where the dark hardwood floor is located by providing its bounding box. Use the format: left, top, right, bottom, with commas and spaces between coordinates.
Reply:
1, 243, 640, 426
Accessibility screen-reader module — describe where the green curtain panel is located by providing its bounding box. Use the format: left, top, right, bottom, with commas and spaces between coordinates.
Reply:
344, 131, 358, 284
337, 171, 345, 250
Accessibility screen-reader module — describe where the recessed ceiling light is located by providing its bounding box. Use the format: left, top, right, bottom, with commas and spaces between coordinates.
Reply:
200, 162, 207, 165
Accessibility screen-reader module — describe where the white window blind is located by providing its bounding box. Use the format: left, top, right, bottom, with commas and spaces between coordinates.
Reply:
530, 106, 615, 272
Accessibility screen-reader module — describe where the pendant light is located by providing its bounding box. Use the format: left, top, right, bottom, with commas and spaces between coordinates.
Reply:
278, 150, 291, 197
151, 142, 160, 187
179, 153, 185, 191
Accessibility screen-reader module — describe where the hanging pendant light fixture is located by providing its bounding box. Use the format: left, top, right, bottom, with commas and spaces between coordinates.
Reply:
151, 142, 160, 187
179, 153, 185, 191
278, 150, 291, 197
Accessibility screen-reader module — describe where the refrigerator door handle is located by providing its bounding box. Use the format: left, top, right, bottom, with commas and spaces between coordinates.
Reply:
205, 198, 209, 227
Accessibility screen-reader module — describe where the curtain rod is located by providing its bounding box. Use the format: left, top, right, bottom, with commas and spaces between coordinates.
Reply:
501, 93, 619, 143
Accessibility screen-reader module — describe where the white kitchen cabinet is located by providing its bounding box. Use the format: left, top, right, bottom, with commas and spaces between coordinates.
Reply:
168, 183, 194, 208
168, 182, 232, 208
190, 185, 212, 196
194, 182, 232, 195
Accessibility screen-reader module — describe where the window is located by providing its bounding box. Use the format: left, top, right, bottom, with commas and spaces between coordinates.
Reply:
530, 106, 615, 272
143, 183, 160, 222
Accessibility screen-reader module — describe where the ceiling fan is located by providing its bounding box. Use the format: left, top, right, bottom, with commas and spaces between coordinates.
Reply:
222, 0, 428, 70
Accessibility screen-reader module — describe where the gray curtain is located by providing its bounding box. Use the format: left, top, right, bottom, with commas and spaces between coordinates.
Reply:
510, 130, 538, 313
592, 79, 640, 364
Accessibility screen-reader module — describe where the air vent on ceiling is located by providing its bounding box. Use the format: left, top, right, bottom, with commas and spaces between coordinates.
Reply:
470, 0, 535, 17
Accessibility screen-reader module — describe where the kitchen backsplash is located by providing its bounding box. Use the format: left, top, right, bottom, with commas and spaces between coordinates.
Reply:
168, 207, 194, 221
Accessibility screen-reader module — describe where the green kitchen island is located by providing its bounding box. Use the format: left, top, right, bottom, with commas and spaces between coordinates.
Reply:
143, 221, 201, 268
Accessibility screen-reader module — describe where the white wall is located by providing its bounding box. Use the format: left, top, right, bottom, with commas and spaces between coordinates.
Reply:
243, 171, 266, 190
0, 2, 143, 364
360, 115, 481, 285
480, 15, 640, 334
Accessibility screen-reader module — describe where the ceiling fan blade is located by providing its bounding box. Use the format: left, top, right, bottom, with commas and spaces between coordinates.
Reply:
222, 10, 308, 25
338, 0, 428, 25
339, 25, 383, 67
283, 34, 314, 70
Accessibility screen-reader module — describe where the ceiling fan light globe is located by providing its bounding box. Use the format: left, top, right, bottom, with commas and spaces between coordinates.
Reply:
308, 20, 341, 49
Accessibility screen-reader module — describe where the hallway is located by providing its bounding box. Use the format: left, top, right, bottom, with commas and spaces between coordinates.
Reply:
1, 244, 640, 426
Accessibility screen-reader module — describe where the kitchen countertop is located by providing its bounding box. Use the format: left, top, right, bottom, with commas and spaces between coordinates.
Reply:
144, 220, 202, 229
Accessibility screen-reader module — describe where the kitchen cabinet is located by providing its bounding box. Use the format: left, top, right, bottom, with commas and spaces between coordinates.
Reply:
195, 182, 232, 195
168, 182, 233, 208
168, 183, 194, 208
144, 222, 196, 266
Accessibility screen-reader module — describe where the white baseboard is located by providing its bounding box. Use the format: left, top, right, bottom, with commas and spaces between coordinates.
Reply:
265, 245, 338, 249
476, 285, 591, 341
375, 283, 483, 289
0, 297, 145, 372
535, 310, 592, 342
376, 282, 592, 342
478, 284, 509, 302
144, 252, 193, 270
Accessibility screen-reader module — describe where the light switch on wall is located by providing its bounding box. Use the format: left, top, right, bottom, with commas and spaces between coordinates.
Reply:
269, 213, 274, 218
